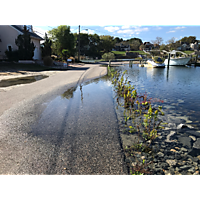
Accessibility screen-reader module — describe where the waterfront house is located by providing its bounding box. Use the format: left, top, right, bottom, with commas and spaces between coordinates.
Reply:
143, 42, 154, 51
113, 43, 131, 51
190, 42, 199, 51
0, 25, 44, 60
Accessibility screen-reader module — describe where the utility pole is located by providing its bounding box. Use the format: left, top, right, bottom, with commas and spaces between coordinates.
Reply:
78, 25, 80, 62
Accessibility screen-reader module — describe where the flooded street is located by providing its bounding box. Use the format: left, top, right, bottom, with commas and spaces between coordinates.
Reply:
29, 78, 127, 174
1, 62, 200, 175
0, 65, 127, 175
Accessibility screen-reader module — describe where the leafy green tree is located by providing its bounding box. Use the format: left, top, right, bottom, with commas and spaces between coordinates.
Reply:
126, 37, 143, 45
100, 35, 115, 53
130, 40, 141, 51
74, 33, 90, 56
88, 34, 101, 58
114, 37, 123, 44
180, 36, 197, 44
41, 33, 52, 58
15, 25, 35, 60
48, 25, 75, 59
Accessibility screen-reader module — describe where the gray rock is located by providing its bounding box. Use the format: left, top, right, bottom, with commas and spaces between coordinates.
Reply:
177, 123, 194, 129
164, 170, 172, 175
157, 152, 164, 158
188, 167, 195, 173
175, 154, 181, 160
185, 130, 200, 138
166, 159, 177, 166
189, 135, 196, 141
193, 138, 200, 149
179, 165, 192, 171
180, 147, 188, 152
160, 162, 169, 170
154, 167, 162, 172
177, 124, 187, 129
165, 131, 176, 142
178, 137, 192, 149
168, 123, 177, 129
188, 139, 200, 156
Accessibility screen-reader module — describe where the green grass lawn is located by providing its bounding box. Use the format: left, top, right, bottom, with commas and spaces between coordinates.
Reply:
112, 51, 148, 55
183, 50, 194, 55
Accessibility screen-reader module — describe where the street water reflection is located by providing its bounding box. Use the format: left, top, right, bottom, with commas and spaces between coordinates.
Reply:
0, 75, 48, 87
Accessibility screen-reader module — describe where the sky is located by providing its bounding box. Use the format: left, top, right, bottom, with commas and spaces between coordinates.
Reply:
33, 25, 200, 44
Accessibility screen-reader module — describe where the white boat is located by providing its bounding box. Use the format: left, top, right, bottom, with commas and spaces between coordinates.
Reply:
141, 50, 165, 68
163, 50, 191, 66
146, 59, 165, 68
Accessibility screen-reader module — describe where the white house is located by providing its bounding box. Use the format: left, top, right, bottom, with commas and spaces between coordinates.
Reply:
0, 25, 44, 60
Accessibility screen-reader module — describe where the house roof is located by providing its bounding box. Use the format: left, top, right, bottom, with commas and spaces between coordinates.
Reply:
11, 25, 44, 40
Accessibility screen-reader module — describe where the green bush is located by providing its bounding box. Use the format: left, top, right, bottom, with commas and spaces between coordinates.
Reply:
102, 52, 115, 61
43, 56, 53, 66
5, 50, 19, 61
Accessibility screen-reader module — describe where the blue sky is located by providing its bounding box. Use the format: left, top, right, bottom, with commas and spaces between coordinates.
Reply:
34, 25, 200, 44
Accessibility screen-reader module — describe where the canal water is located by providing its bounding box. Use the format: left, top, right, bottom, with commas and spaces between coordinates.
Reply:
115, 64, 200, 130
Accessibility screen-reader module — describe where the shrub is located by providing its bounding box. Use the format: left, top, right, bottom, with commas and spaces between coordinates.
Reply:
5, 50, 19, 61
102, 52, 115, 61
43, 56, 53, 66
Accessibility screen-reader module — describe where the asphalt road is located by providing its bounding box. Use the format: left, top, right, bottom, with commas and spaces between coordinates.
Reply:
0, 64, 128, 174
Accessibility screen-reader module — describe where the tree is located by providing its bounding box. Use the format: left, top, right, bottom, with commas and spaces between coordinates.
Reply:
151, 37, 163, 46
15, 25, 35, 60
166, 37, 178, 50
48, 25, 75, 59
139, 44, 145, 51
41, 33, 52, 58
74, 33, 89, 56
87, 34, 101, 58
180, 36, 197, 44
126, 37, 143, 45
100, 35, 115, 53
130, 40, 141, 51
114, 37, 123, 44
166, 37, 176, 45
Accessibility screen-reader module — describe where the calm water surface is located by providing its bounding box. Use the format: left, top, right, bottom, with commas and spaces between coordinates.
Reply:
115, 64, 200, 130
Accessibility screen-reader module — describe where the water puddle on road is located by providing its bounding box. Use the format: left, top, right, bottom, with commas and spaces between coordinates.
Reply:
0, 75, 48, 87
30, 75, 113, 141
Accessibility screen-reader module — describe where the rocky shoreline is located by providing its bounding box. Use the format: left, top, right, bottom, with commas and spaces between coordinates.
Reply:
113, 94, 200, 175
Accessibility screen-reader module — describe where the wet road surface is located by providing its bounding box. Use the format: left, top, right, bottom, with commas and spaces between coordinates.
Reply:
0, 64, 127, 174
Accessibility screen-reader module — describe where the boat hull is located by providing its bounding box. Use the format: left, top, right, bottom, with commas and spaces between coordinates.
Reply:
164, 57, 191, 66
146, 60, 165, 68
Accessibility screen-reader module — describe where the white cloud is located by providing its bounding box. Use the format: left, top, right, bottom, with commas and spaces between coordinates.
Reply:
167, 30, 176, 33
121, 25, 130, 29
81, 29, 95, 34
104, 26, 120, 32
117, 26, 149, 35
167, 26, 186, 33
174, 26, 185, 30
